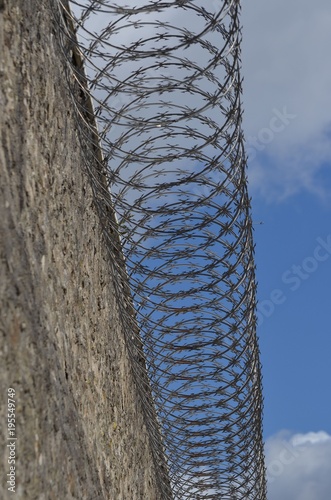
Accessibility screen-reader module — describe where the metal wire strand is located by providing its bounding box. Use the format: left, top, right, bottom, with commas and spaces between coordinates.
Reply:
52, 1, 267, 498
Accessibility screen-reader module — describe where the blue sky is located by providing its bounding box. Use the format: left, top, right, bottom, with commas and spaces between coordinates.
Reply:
241, 0, 331, 497
252, 193, 331, 437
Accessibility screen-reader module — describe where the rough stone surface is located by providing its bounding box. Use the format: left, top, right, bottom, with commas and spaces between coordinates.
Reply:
0, 1, 163, 498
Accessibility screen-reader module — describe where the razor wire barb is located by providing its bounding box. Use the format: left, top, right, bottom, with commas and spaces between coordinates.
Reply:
53, 0, 267, 498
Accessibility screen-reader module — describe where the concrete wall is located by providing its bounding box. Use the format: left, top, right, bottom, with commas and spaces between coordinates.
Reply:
0, 1, 163, 498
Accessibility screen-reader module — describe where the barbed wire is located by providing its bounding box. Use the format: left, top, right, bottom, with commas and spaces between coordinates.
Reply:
52, 1, 267, 498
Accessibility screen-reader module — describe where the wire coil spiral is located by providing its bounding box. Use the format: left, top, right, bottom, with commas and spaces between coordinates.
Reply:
53, 1, 267, 498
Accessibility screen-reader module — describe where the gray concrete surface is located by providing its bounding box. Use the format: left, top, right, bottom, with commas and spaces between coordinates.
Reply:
0, 1, 163, 498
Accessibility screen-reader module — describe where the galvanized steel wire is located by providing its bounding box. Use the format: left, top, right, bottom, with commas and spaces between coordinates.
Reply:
52, 0, 267, 498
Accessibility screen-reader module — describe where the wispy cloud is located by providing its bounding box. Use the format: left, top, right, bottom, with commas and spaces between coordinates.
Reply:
266, 430, 331, 499
242, 0, 331, 201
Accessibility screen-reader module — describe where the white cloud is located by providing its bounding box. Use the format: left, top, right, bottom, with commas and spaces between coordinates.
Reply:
247, 132, 331, 202
265, 430, 331, 499
292, 431, 331, 446
241, 0, 331, 201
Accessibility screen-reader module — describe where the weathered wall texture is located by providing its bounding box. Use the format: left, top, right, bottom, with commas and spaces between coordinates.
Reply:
0, 1, 163, 498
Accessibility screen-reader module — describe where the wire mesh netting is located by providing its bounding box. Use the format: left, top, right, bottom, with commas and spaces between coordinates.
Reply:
52, 0, 267, 498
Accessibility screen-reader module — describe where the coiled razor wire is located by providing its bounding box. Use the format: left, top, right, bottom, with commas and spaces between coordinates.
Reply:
52, 1, 267, 498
